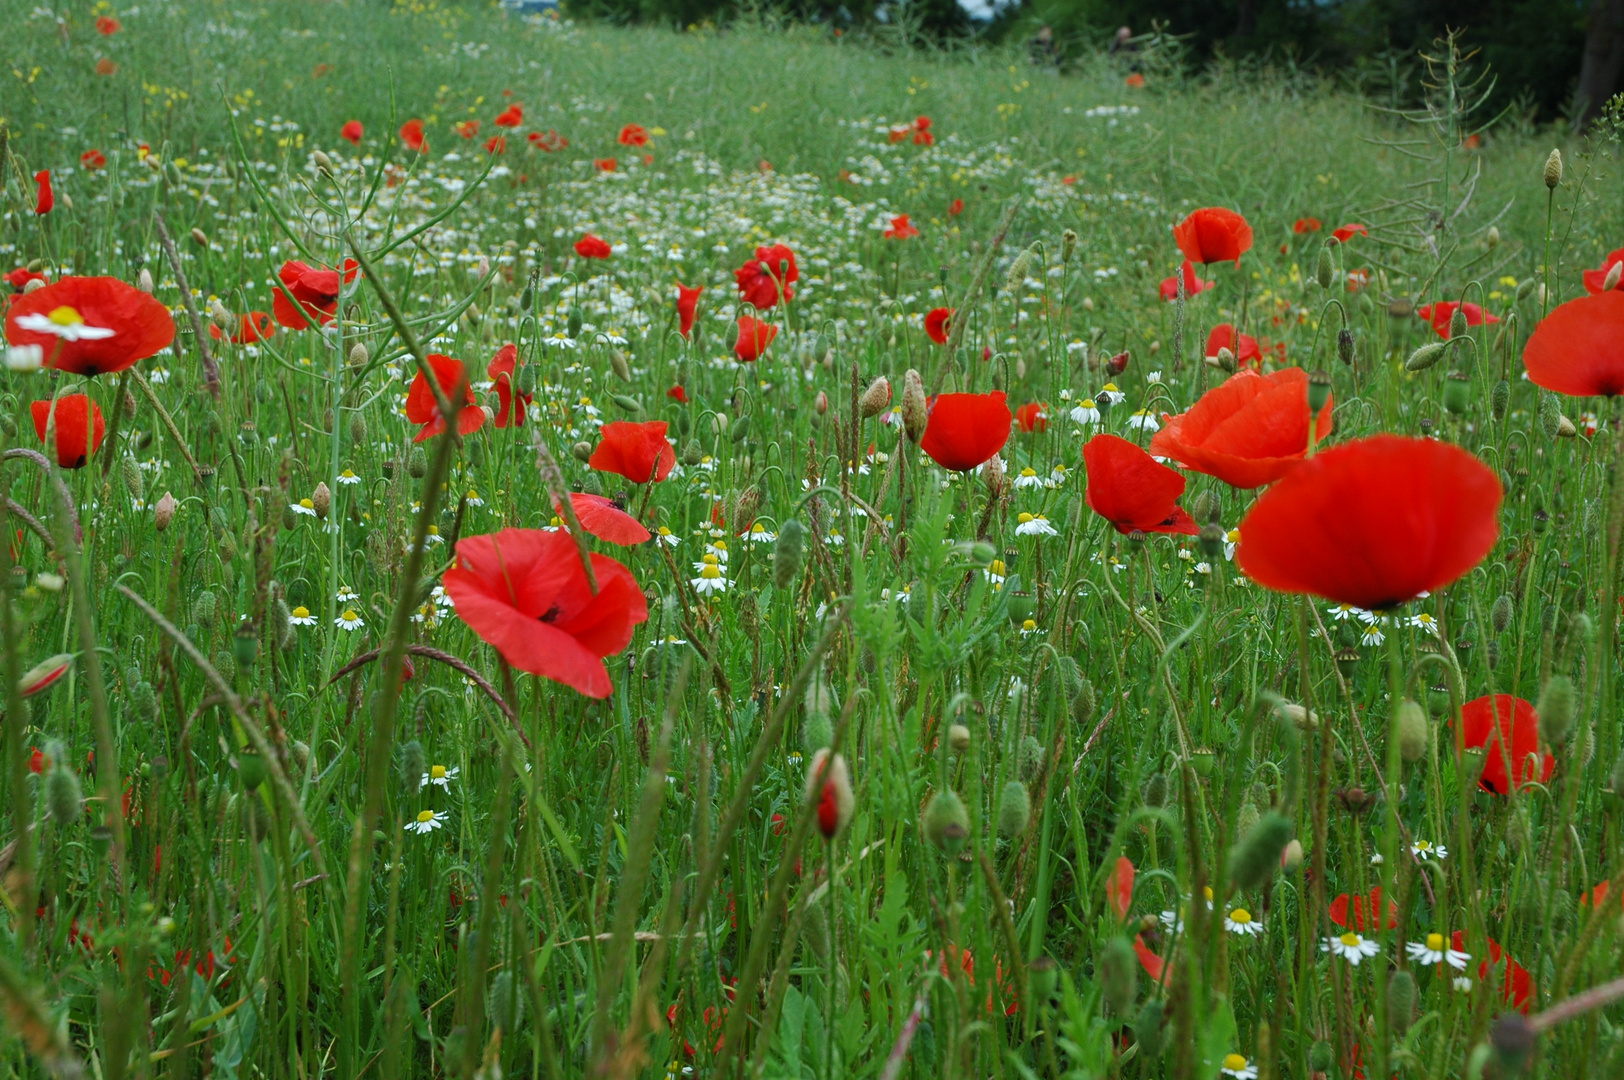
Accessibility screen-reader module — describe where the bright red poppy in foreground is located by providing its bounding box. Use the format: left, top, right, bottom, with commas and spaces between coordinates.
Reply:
676, 282, 703, 338
1524, 291, 1624, 397
1150, 368, 1332, 488
735, 244, 798, 310
1159, 260, 1213, 301
443, 528, 647, 698
734, 315, 778, 361
1417, 300, 1498, 339
208, 311, 276, 345
919, 391, 1012, 472
405, 354, 485, 443
925, 307, 953, 344
1083, 433, 1198, 535
400, 119, 426, 152
1457, 695, 1553, 795
31, 396, 105, 469
340, 120, 363, 145
559, 493, 651, 546
5, 276, 175, 376
574, 234, 612, 259
1173, 207, 1253, 266
1015, 402, 1048, 433
590, 420, 675, 484
272, 259, 359, 330
1235, 435, 1501, 609
1205, 324, 1262, 369
487, 343, 531, 428
884, 214, 920, 240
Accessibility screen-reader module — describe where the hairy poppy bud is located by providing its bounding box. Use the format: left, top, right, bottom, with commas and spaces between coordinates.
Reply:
1061, 228, 1078, 264
774, 519, 804, 590
681, 439, 702, 467
311, 482, 331, 520
609, 349, 631, 383
1018, 734, 1044, 781
814, 390, 829, 415
192, 590, 217, 630
1491, 378, 1509, 418
1005, 248, 1035, 295
164, 160, 183, 188
1538, 674, 1575, 747
1444, 372, 1471, 415
1506, 805, 1532, 851
19, 654, 73, 698
1605, 262, 1624, 294
802, 712, 833, 754
1190, 489, 1221, 525
208, 297, 232, 332
346, 342, 368, 369
1210, 346, 1237, 374
1486, 225, 1500, 248
1490, 1013, 1535, 1075
1074, 676, 1097, 727
154, 491, 176, 531
1406, 342, 1447, 371
1316, 245, 1334, 290
923, 790, 970, 855
947, 723, 971, 753
1235, 801, 1259, 838
996, 780, 1031, 838
567, 307, 583, 339
1489, 594, 1513, 635
1142, 771, 1169, 808
1543, 148, 1563, 189
1228, 811, 1292, 891
984, 454, 1006, 498
138, 267, 155, 294
806, 749, 853, 840
400, 740, 426, 791
1388, 970, 1417, 1036
405, 446, 426, 478
1337, 327, 1355, 367
1098, 936, 1138, 1016
1107, 350, 1130, 376
860, 375, 891, 418
1393, 698, 1427, 762
1447, 307, 1468, 341
1281, 837, 1304, 872
47, 763, 82, 828
120, 456, 144, 503
1308, 1040, 1334, 1073
1539, 392, 1562, 438
1134, 1001, 1167, 1059
901, 369, 927, 442
1308, 369, 1333, 415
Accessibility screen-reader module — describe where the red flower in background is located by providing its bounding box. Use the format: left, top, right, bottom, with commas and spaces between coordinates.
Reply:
96, 15, 121, 34
1107, 856, 1134, 920
1015, 402, 1048, 433
594, 157, 617, 172
340, 120, 363, 145
80, 150, 106, 171
675, 282, 703, 338
1150, 368, 1331, 489
1329, 887, 1397, 932
1524, 292, 1624, 398
400, 119, 426, 152
1204, 324, 1262, 369
208, 311, 276, 345
483, 135, 506, 155
590, 421, 675, 484
666, 385, 688, 404
1417, 300, 1498, 339
5, 268, 46, 293
443, 528, 647, 698
95, 58, 117, 76
405, 354, 485, 443
734, 315, 778, 361
1126, 72, 1145, 88
1083, 433, 1198, 535
1173, 207, 1253, 266
1159, 259, 1214, 301
1293, 218, 1322, 234
33, 172, 53, 216
884, 214, 920, 239
618, 124, 649, 147
1452, 932, 1532, 1013
1236, 435, 1501, 610
6, 276, 175, 376
948, 198, 964, 216
1583, 247, 1624, 294
557, 493, 650, 546
1458, 695, 1553, 795
494, 105, 523, 128
31, 396, 105, 469
919, 391, 1012, 472
272, 259, 358, 330
487, 343, 530, 428
735, 244, 799, 310
925, 307, 953, 344
455, 119, 481, 140
574, 234, 612, 259
528, 129, 567, 151
1332, 223, 1368, 244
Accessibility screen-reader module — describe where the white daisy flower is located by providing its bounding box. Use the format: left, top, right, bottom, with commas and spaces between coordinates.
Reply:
288, 605, 317, 627
1048, 464, 1068, 486
1220, 1055, 1258, 1079
1069, 399, 1101, 425
1360, 624, 1386, 647
1324, 932, 1381, 965
1225, 529, 1240, 560
1408, 611, 1439, 632
1127, 409, 1160, 431
1453, 976, 1474, 992
1327, 603, 1365, 621
5, 344, 44, 372
691, 563, 731, 595
1013, 467, 1045, 490
464, 489, 485, 507
407, 809, 446, 834
1224, 908, 1262, 936
706, 540, 730, 562
422, 525, 445, 546
746, 523, 776, 544
1410, 839, 1447, 861
655, 526, 680, 547
420, 764, 459, 790
1406, 932, 1470, 970
290, 499, 317, 517
1015, 512, 1058, 537
1097, 383, 1125, 406
336, 469, 362, 486
1160, 909, 1185, 934
825, 529, 845, 547
1019, 618, 1042, 636
984, 559, 1007, 585
337, 588, 359, 604
15, 307, 116, 341
335, 609, 365, 631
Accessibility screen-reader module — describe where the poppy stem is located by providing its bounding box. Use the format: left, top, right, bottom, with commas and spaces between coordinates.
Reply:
1600, 396, 1624, 772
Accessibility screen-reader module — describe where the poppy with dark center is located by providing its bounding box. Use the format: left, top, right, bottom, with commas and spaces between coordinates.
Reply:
1235, 435, 1501, 610
735, 244, 799, 310
208, 311, 276, 345
34, 172, 52, 216
1293, 218, 1322, 234
405, 354, 485, 443
399, 119, 426, 152
494, 105, 523, 128
1205, 324, 1263, 369
272, 259, 359, 330
340, 120, 363, 145
80, 150, 106, 171
675, 282, 703, 338
1457, 695, 1553, 795
618, 123, 649, 146
1523, 292, 1624, 398
1173, 207, 1253, 266
1332, 223, 1369, 243
1150, 368, 1332, 488
574, 234, 611, 259
556, 493, 650, 546
487, 343, 531, 428
1416, 300, 1499, 339
442, 528, 648, 698
924, 307, 953, 344
1015, 402, 1049, 433
1452, 932, 1532, 1013
1159, 259, 1213, 301
31, 396, 106, 469
884, 214, 920, 239
734, 315, 778, 362
6, 276, 175, 376
1328, 887, 1397, 932
919, 391, 1012, 472
1082, 433, 1199, 535
589, 420, 676, 484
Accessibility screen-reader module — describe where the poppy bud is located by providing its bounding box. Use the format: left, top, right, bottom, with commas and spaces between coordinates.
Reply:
154, 491, 176, 531
311, 482, 331, 520
1538, 674, 1575, 747
400, 740, 426, 790
609, 349, 631, 383
47, 763, 82, 828
773, 519, 804, 590
1198, 522, 1226, 557
1506, 805, 1532, 852
1406, 342, 1446, 371
1005, 248, 1035, 295
1555, 413, 1577, 438
407, 446, 427, 478
1316, 245, 1334, 290
1538, 392, 1561, 438
612, 394, 642, 415
1543, 148, 1563, 189
1395, 698, 1428, 762
1387, 970, 1417, 1036
1447, 307, 1469, 340
1443, 372, 1472, 415
1605, 262, 1624, 294
814, 390, 829, 416
900, 369, 927, 442
947, 723, 971, 753
802, 711, 833, 754
1227, 811, 1292, 892
1337, 327, 1355, 367
19, 654, 73, 698
1189, 489, 1220, 525
206, 298, 231, 332
567, 307, 583, 339
1308, 369, 1333, 415
1236, 801, 1259, 838
1490, 378, 1509, 419
349, 410, 368, 445
806, 749, 853, 840
1018, 734, 1044, 781
1107, 350, 1130, 375
1281, 837, 1304, 872
860, 375, 891, 418
996, 780, 1031, 838
1210, 346, 1237, 374
1308, 1040, 1334, 1073
120, 456, 144, 502
273, 596, 294, 651
680, 439, 702, 467
984, 454, 1006, 498
1061, 228, 1078, 264
164, 160, 183, 188
1486, 225, 1500, 248
1490, 1014, 1535, 1075
729, 414, 750, 442
1072, 676, 1097, 728
1142, 771, 1169, 808
1134, 1000, 1167, 1059
1098, 936, 1138, 1016
923, 790, 970, 855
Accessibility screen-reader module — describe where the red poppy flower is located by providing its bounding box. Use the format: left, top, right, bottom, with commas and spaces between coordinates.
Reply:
735, 244, 799, 310
1416, 300, 1499, 339
1453, 932, 1531, 1012
1106, 856, 1135, 919
272, 259, 358, 330
667, 385, 688, 404
487, 343, 531, 428
913, 130, 934, 146
1293, 218, 1322, 234
95, 58, 117, 76
1204, 324, 1262, 370
1126, 72, 1145, 88
1332, 223, 1369, 244
1014, 402, 1048, 433
6, 276, 175, 376
593, 157, 617, 172
494, 105, 523, 128
340, 120, 363, 145
527, 129, 567, 151
400, 119, 426, 152
1150, 369, 1332, 489
443, 528, 647, 698
1457, 695, 1553, 795
1583, 247, 1624, 294
919, 391, 1012, 472
618, 123, 649, 147
925, 307, 953, 345
5, 268, 46, 292
208, 311, 276, 345
1235, 435, 1501, 609
453, 119, 480, 140
1159, 259, 1214, 301
1524, 291, 1624, 397
888, 127, 909, 144
1083, 433, 1198, 535
80, 150, 106, 171
483, 135, 506, 155
31, 396, 106, 469
574, 234, 612, 259
1329, 887, 1397, 932
96, 15, 121, 34
884, 214, 919, 240
557, 492, 650, 546
676, 282, 702, 338
589, 420, 675, 484
1173, 207, 1253, 266
1346, 268, 1371, 292
28, 748, 47, 774
405, 354, 485, 443
33, 171, 52, 216
734, 315, 778, 361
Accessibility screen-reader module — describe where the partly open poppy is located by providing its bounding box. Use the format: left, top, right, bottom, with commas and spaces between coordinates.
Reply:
34, 172, 52, 216
483, 135, 506, 155
948, 198, 964, 216
528, 129, 567, 151
1332, 223, 1368, 244
443, 528, 647, 698
884, 214, 920, 240
1416, 300, 1498, 339
1015, 402, 1048, 433
676, 282, 702, 338
494, 105, 523, 128
589, 420, 675, 484
559, 493, 651, 546
593, 157, 617, 172
1457, 695, 1553, 795
574, 234, 611, 259
208, 311, 276, 345
734, 315, 777, 362
6, 276, 175, 376
96, 15, 121, 34
487, 343, 531, 428
1235, 435, 1501, 610
454, 119, 481, 140
1293, 218, 1322, 234
1524, 291, 1624, 398
1205, 324, 1263, 369
405, 354, 485, 443
272, 259, 358, 330
1173, 207, 1253, 266
618, 124, 649, 147
31, 396, 105, 468
340, 120, 363, 145
919, 391, 1012, 472
400, 119, 426, 152
1159, 260, 1213, 301
925, 307, 953, 344
5, 268, 47, 293
1150, 368, 1332, 488
735, 244, 798, 310
1083, 433, 1198, 535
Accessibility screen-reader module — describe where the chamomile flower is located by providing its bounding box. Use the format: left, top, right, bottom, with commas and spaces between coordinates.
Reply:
1048, 464, 1068, 486
290, 498, 317, 517
420, 764, 460, 790
1324, 932, 1381, 965
1019, 618, 1042, 636
1224, 908, 1262, 936
1327, 603, 1366, 621
1225, 529, 1240, 560
336, 587, 359, 604
408, 809, 446, 834
1013, 467, 1045, 490
1406, 932, 1470, 970
706, 539, 730, 562
1126, 409, 1160, 431
1408, 611, 1440, 633
1360, 624, 1386, 647
984, 558, 1007, 585
335, 609, 365, 632
288, 605, 317, 627
655, 525, 680, 547
691, 562, 732, 595
336, 468, 362, 486
464, 489, 485, 507
692, 552, 724, 574
423, 525, 445, 546
1015, 512, 1058, 537
745, 522, 776, 544
1097, 383, 1125, 406
1070, 399, 1101, 425
1220, 1055, 1258, 1080
825, 528, 845, 547
1410, 839, 1447, 861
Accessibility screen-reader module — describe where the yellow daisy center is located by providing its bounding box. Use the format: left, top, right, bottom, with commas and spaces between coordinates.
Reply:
299, 498, 315, 509
1018, 512, 1035, 524
1229, 908, 1252, 924
702, 553, 719, 565
431, 765, 447, 780
341, 610, 358, 622
291, 606, 310, 618
427, 525, 440, 535
990, 559, 1006, 575
712, 540, 728, 551
47, 306, 85, 327
1102, 382, 1119, 392
1021, 619, 1037, 631
700, 565, 721, 580
415, 810, 436, 823
1223, 1055, 1248, 1071
1080, 398, 1096, 408
658, 526, 672, 536
1340, 932, 1360, 947
342, 469, 357, 478
1426, 932, 1444, 950
1020, 467, 1037, 477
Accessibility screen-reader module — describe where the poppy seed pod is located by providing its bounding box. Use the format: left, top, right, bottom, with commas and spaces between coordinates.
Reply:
1315, 245, 1334, 290
1227, 811, 1292, 891
1543, 148, 1563, 189
1395, 698, 1428, 762
901, 369, 927, 442
923, 790, 970, 855
311, 482, 331, 520
996, 780, 1031, 838
1406, 342, 1447, 371
1537, 675, 1575, 747
1098, 936, 1138, 1017
47, 764, 82, 828
154, 491, 176, 531
860, 375, 891, 418
773, 519, 804, 590
947, 723, 971, 753
1308, 369, 1333, 415
805, 749, 854, 840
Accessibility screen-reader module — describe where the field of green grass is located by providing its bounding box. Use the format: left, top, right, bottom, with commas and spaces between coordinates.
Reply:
0, 1, 1622, 1078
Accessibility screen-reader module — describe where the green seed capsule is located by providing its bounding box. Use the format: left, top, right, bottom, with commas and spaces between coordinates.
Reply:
1538, 674, 1575, 747
923, 790, 970, 856
1491, 378, 1510, 418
